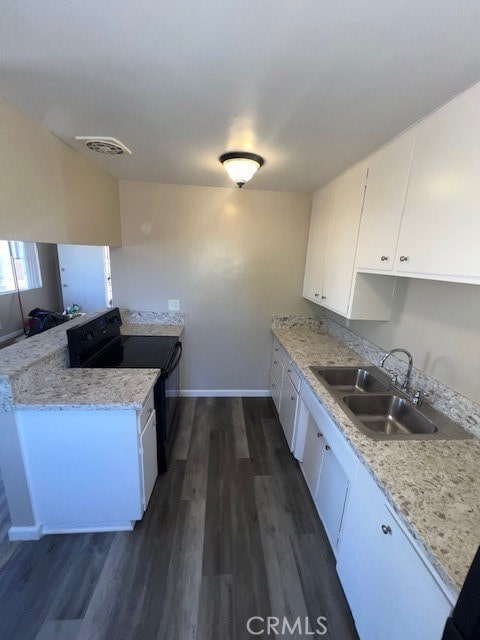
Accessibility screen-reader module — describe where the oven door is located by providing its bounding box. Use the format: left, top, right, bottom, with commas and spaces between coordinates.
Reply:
154, 342, 182, 472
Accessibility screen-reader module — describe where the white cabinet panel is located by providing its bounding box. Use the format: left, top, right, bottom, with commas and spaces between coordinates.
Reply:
314, 443, 350, 554
140, 410, 158, 511
322, 163, 368, 315
337, 464, 453, 640
356, 134, 414, 271
18, 409, 143, 528
303, 184, 333, 302
396, 86, 480, 281
279, 373, 298, 451
299, 414, 325, 496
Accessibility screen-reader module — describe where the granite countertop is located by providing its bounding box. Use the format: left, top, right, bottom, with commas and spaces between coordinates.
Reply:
13, 367, 160, 411
273, 325, 480, 597
121, 323, 184, 338
0, 311, 184, 412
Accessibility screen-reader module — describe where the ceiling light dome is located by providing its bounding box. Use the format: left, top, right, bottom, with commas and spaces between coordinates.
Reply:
219, 151, 265, 188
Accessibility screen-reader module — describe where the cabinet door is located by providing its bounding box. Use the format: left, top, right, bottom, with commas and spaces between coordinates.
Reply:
396, 85, 480, 280
337, 465, 452, 640
322, 163, 368, 315
279, 373, 298, 451
299, 414, 325, 496
355, 134, 414, 271
314, 444, 350, 554
303, 183, 334, 302
140, 411, 158, 511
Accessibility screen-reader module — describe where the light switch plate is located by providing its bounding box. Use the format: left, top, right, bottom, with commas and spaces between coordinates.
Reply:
168, 299, 180, 311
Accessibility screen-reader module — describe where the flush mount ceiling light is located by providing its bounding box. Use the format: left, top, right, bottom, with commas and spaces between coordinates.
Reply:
219, 151, 265, 188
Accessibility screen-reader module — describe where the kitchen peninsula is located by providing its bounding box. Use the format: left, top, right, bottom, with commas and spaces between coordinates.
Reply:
0, 309, 184, 541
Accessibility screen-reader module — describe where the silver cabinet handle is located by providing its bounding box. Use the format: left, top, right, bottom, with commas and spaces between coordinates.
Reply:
291, 396, 296, 401
287, 368, 291, 373
273, 360, 278, 364
325, 445, 330, 450
321, 295, 327, 300
62, 283, 68, 287
314, 293, 320, 297
380, 255, 389, 261
317, 432, 322, 438
399, 256, 409, 262
381, 524, 392, 535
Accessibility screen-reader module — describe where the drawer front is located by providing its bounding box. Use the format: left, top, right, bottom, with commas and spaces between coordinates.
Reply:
271, 356, 284, 385
139, 390, 155, 434
270, 372, 281, 412
272, 337, 285, 363
286, 362, 301, 392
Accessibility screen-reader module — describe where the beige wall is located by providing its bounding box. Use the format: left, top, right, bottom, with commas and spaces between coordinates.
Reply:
111, 181, 313, 391
0, 243, 62, 339
0, 98, 121, 246
325, 277, 480, 403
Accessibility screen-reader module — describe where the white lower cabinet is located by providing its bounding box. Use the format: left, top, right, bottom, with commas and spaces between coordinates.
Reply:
299, 413, 325, 495
279, 373, 300, 451
139, 409, 158, 512
314, 442, 350, 553
270, 338, 302, 450
337, 463, 453, 640
296, 383, 358, 557
15, 392, 158, 537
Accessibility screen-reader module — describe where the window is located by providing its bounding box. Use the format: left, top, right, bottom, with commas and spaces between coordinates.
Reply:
0, 240, 42, 294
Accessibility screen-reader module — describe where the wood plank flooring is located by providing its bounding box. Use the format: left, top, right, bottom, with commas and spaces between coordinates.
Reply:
0, 397, 358, 640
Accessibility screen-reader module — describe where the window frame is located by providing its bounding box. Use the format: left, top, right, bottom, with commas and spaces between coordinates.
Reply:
0, 240, 43, 296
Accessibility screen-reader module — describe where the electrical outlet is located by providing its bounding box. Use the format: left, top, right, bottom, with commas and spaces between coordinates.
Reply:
168, 299, 180, 311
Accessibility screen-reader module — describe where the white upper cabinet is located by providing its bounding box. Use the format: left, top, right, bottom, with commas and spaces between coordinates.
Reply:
303, 183, 333, 302
355, 133, 415, 272
321, 163, 368, 316
303, 163, 396, 321
395, 85, 480, 282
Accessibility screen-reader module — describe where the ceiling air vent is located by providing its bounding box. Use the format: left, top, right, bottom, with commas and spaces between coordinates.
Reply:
74, 136, 132, 155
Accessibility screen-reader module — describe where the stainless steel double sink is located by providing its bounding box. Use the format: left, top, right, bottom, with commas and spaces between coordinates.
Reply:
310, 366, 472, 441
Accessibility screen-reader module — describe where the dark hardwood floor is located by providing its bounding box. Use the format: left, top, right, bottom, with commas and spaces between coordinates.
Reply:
0, 397, 358, 640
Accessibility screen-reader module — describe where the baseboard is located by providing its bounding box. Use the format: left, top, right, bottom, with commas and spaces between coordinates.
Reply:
0, 329, 24, 344
41, 522, 135, 535
8, 525, 43, 541
180, 389, 270, 398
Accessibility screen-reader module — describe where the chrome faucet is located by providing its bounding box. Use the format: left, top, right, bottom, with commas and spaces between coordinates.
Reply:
380, 348, 413, 393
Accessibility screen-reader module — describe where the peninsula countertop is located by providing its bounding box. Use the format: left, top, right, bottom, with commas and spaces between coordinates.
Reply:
13, 367, 160, 411
0, 311, 184, 412
273, 325, 480, 596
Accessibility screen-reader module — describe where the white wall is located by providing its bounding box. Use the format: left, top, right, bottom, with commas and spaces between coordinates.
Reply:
0, 98, 121, 246
324, 277, 480, 403
111, 181, 313, 392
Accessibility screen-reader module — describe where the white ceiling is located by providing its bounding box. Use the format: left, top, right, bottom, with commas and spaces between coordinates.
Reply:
2, 0, 480, 192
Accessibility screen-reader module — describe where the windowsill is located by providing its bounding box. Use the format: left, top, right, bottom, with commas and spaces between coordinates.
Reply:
0, 286, 43, 296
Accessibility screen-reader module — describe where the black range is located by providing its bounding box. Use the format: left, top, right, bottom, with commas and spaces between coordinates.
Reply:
67, 308, 182, 473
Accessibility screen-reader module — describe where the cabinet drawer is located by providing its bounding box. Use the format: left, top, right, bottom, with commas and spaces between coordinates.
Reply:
285, 362, 301, 392
139, 390, 155, 434
270, 372, 281, 412
271, 353, 284, 385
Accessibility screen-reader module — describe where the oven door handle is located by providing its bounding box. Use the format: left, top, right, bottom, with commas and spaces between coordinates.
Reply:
164, 342, 182, 376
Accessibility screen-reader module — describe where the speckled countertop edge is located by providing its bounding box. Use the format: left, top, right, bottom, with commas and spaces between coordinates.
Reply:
13, 368, 161, 411
272, 325, 480, 598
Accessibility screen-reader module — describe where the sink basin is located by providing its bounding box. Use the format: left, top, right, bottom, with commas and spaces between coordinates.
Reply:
311, 366, 389, 393
343, 393, 437, 436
